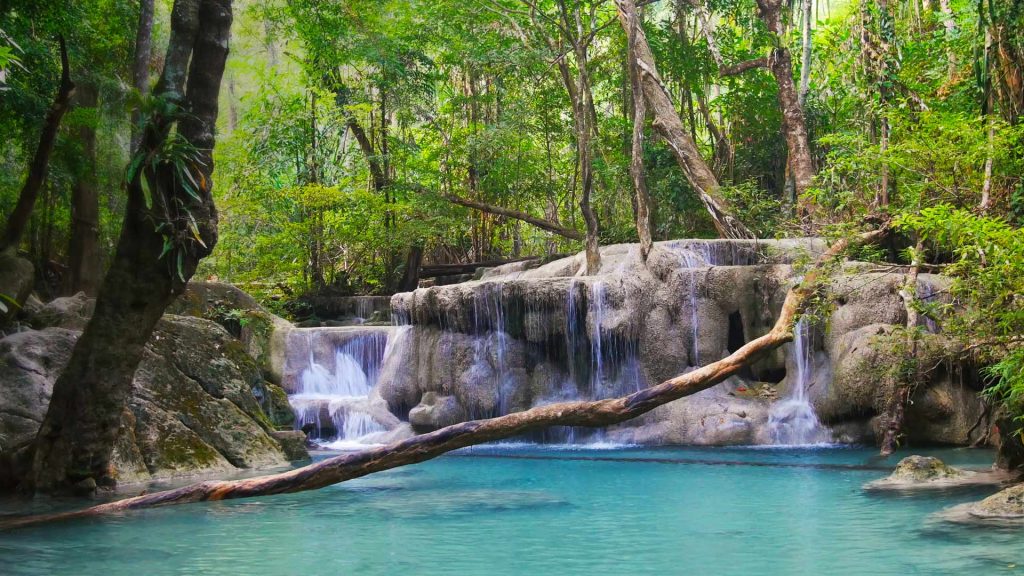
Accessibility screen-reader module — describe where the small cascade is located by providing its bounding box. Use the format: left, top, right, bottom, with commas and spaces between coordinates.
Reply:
287, 330, 389, 446
588, 281, 607, 397
767, 319, 830, 445
679, 242, 712, 366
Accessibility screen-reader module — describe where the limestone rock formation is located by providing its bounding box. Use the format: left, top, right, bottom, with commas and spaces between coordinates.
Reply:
374, 240, 988, 447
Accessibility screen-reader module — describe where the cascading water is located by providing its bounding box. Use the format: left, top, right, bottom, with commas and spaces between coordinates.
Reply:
679, 242, 712, 366
767, 319, 830, 445
287, 330, 389, 447
588, 281, 607, 397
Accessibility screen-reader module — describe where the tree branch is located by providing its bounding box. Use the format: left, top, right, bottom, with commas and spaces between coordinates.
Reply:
445, 194, 584, 240
719, 57, 768, 77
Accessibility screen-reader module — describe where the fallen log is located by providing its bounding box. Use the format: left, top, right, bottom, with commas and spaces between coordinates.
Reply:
0, 226, 888, 530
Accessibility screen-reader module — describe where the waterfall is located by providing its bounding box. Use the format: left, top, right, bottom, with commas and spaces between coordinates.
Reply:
679, 242, 711, 366
287, 330, 389, 447
767, 319, 829, 445
588, 281, 606, 397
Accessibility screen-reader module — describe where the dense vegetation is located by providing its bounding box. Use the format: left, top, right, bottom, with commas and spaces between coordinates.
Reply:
1, 0, 1023, 487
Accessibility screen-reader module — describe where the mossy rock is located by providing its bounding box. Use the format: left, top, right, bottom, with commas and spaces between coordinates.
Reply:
968, 483, 1024, 519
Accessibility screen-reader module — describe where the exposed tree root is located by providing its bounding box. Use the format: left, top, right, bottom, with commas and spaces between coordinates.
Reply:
0, 226, 888, 531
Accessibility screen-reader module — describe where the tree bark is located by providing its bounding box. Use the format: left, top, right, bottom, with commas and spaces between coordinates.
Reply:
719, 57, 768, 77
799, 0, 813, 106
614, 0, 753, 240
28, 0, 232, 495
67, 82, 102, 296
879, 239, 924, 456
767, 48, 816, 205
2, 37, 75, 252
131, 0, 155, 150
1, 225, 890, 529
445, 194, 584, 240
623, 0, 653, 261
754, 0, 816, 207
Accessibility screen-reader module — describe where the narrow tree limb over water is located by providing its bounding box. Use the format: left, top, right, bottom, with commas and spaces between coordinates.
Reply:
444, 194, 585, 241
0, 226, 888, 530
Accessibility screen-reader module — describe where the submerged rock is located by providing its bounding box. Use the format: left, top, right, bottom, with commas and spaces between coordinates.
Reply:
967, 483, 1024, 519
864, 455, 1011, 491
938, 483, 1024, 527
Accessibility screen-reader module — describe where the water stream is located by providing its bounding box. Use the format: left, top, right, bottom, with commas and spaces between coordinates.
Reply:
287, 331, 389, 447
767, 319, 830, 445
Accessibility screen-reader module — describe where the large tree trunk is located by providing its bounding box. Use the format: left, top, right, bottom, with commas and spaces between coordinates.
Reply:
28, 0, 232, 495
613, 0, 753, 240
768, 47, 816, 205
2, 37, 75, 252
131, 0, 155, 150
879, 240, 924, 456
67, 82, 102, 296
755, 0, 816, 207
623, 0, 653, 261
1, 225, 890, 529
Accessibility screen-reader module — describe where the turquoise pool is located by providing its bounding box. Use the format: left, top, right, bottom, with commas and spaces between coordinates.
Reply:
0, 446, 1019, 575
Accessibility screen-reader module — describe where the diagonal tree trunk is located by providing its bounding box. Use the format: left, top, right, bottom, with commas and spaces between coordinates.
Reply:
2, 37, 75, 252
614, 0, 753, 240
1, 225, 890, 529
445, 194, 584, 240
28, 0, 232, 495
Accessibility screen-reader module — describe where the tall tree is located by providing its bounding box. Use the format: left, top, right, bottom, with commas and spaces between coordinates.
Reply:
29, 0, 233, 494
1, 37, 74, 253
614, 0, 753, 239
621, 0, 652, 260
66, 81, 101, 295
130, 0, 155, 150
719, 0, 816, 208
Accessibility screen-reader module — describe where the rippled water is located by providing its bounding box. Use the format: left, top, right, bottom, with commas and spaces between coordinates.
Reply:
1, 446, 1020, 575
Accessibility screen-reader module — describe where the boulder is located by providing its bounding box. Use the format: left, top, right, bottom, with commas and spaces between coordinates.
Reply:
29, 292, 95, 330
167, 281, 294, 384
864, 455, 1011, 491
0, 315, 303, 489
271, 430, 311, 461
966, 483, 1024, 519
0, 250, 34, 327
409, 392, 467, 432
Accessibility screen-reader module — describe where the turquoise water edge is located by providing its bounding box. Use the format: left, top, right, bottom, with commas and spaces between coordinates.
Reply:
1, 446, 1019, 576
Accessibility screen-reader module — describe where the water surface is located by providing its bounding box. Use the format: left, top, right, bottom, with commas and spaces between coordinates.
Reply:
1, 446, 1019, 575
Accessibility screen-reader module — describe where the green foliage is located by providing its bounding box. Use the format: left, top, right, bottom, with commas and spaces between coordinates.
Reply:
897, 205, 1024, 418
